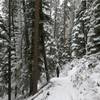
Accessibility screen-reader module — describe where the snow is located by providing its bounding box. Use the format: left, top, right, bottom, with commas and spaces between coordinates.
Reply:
84, 16, 90, 20
73, 31, 79, 36
95, 24, 100, 29
78, 34, 84, 38
47, 78, 79, 100
67, 2, 71, 7
59, 0, 64, 5
26, 77, 79, 100
68, 53, 100, 100
73, 23, 81, 30
71, 51, 77, 58
25, 53, 100, 100
2, 53, 100, 100
93, 36, 100, 41
94, 3, 100, 10
0, 39, 2, 43
71, 43, 78, 47
87, 32, 96, 37
91, 48, 97, 51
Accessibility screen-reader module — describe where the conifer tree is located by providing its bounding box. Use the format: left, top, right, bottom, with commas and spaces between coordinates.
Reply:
87, 0, 100, 54
71, 0, 86, 58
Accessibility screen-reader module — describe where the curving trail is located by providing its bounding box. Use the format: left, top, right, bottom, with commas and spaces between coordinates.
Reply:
33, 77, 80, 100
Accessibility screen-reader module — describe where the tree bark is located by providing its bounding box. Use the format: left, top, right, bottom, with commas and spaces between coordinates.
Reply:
41, 33, 50, 82
11, 0, 17, 98
8, 0, 11, 100
22, 0, 32, 95
31, 0, 41, 95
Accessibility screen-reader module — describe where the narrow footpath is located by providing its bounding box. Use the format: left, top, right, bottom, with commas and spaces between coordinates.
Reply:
28, 77, 80, 100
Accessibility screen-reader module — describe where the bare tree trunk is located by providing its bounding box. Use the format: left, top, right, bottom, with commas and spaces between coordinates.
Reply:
22, 0, 29, 48
8, 0, 11, 100
53, 0, 59, 38
40, 0, 49, 82
41, 33, 50, 82
53, 4, 57, 38
31, 0, 41, 95
11, 0, 17, 98
22, 0, 32, 95
63, 0, 67, 46
50, 0, 52, 18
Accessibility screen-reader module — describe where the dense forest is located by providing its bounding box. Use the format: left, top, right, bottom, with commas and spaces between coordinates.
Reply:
0, 0, 100, 100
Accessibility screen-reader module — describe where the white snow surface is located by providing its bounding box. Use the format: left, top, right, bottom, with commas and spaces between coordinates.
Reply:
1, 53, 100, 100
26, 77, 79, 100
46, 78, 79, 100
26, 53, 100, 100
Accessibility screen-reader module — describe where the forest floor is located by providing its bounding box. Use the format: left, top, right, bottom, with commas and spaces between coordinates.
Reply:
1, 53, 100, 100
27, 53, 100, 100
27, 77, 79, 100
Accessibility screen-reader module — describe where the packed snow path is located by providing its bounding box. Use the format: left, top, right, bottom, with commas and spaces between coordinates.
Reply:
27, 77, 79, 100
44, 77, 79, 100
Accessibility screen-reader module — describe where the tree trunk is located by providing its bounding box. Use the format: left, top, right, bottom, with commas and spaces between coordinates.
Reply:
40, 0, 49, 82
31, 0, 41, 95
53, 3, 57, 38
63, 0, 67, 46
8, 0, 11, 100
41, 33, 50, 82
22, 0, 32, 95
11, 0, 17, 98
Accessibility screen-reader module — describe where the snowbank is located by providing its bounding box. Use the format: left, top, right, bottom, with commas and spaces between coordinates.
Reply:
66, 53, 100, 100
25, 53, 100, 100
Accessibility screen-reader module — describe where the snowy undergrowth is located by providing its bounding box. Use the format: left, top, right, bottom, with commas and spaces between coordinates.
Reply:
2, 53, 100, 100
26, 77, 79, 100
67, 53, 100, 100
31, 53, 100, 100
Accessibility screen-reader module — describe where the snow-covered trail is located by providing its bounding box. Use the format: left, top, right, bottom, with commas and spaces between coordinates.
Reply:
45, 77, 79, 100
29, 77, 80, 100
